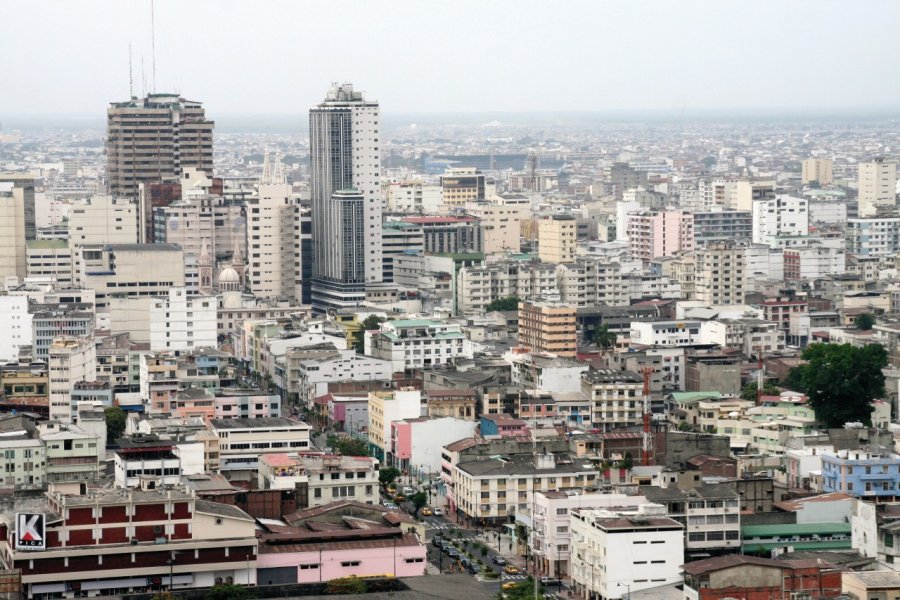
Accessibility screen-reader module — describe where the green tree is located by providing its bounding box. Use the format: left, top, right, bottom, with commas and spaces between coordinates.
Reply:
327, 435, 369, 457
620, 451, 634, 471
796, 343, 888, 428
856, 313, 876, 331
592, 324, 617, 354
354, 315, 386, 353
379, 466, 401, 488
781, 366, 806, 393
411, 491, 428, 516
740, 381, 780, 402
484, 296, 521, 312
326, 576, 366, 594
205, 584, 253, 600
105, 406, 126, 441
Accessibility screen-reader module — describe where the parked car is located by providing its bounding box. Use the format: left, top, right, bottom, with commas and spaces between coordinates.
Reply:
540, 577, 560, 586
493, 555, 507, 566
432, 536, 443, 548
432, 508, 443, 517
445, 547, 460, 559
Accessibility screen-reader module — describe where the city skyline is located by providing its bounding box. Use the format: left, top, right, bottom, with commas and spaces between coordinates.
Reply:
3, 0, 900, 116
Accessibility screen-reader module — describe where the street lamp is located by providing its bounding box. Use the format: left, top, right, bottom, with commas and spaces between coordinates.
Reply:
617, 581, 631, 600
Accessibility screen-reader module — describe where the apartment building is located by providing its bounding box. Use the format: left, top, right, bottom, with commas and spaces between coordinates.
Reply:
751, 195, 809, 245
48, 337, 96, 423
67, 195, 139, 249
0, 414, 44, 491
40, 422, 102, 486
401, 215, 484, 254
822, 450, 900, 499
692, 210, 752, 247
570, 505, 684, 600
802, 157, 834, 186
0, 183, 27, 284
367, 388, 422, 464
693, 242, 746, 305
783, 245, 846, 281
630, 320, 702, 347
465, 202, 525, 254
367, 319, 469, 372
518, 300, 577, 358
285, 345, 392, 407
0, 295, 32, 363
846, 217, 900, 257
858, 158, 898, 217
627, 210, 694, 260
452, 452, 599, 524
580, 370, 644, 429
31, 303, 96, 362
539, 214, 577, 263
643, 485, 741, 552
531, 491, 649, 579
390, 416, 477, 474
148, 288, 217, 352
258, 453, 379, 508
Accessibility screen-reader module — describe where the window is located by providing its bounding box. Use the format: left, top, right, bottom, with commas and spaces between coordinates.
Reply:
341, 561, 360, 567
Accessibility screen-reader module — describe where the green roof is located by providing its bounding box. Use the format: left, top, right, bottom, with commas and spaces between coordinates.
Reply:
26, 239, 69, 250
742, 522, 851, 537
743, 540, 851, 553
670, 391, 723, 404
434, 332, 464, 340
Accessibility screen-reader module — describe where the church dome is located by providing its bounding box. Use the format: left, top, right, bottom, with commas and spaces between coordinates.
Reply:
218, 267, 240, 283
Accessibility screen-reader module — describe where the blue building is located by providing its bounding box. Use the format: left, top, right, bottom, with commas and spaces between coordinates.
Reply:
821, 450, 900, 499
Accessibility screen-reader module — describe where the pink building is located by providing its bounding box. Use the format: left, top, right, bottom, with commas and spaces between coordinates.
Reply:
257, 534, 426, 583
480, 414, 528, 438
627, 210, 694, 260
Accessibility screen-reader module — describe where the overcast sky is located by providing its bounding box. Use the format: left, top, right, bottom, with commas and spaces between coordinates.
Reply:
3, 0, 900, 116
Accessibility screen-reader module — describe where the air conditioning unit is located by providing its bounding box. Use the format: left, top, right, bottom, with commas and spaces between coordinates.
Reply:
130, 538, 138, 545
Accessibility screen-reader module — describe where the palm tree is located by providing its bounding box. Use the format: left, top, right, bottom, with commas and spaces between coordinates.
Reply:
592, 324, 617, 357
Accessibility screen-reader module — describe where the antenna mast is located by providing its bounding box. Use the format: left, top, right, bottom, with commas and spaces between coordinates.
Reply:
128, 43, 134, 98
641, 366, 654, 466
150, 0, 157, 93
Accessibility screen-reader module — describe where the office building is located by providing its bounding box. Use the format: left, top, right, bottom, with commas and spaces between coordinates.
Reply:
802, 157, 834, 186
0, 174, 36, 241
539, 214, 577, 263
48, 337, 97, 422
209, 417, 311, 481
401, 215, 483, 255
309, 83, 382, 312
106, 94, 214, 200
465, 202, 525, 254
732, 179, 775, 211
68, 195, 139, 249
518, 300, 577, 358
25, 240, 74, 287
380, 221, 424, 283
858, 158, 898, 218
77, 243, 185, 310
440, 167, 486, 205
0, 295, 32, 363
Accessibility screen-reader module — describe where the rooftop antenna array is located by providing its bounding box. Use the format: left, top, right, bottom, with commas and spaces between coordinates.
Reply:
128, 43, 134, 99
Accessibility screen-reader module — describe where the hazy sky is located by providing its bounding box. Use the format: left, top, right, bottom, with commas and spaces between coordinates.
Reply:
3, 0, 900, 116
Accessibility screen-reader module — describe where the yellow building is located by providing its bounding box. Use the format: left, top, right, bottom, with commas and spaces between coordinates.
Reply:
801, 158, 833, 186
440, 168, 485, 206
538, 214, 576, 263
518, 300, 577, 358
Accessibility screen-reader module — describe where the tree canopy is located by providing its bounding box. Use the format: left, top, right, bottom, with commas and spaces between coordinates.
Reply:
105, 406, 126, 441
795, 343, 887, 428
740, 381, 781, 402
410, 491, 428, 516
856, 313, 876, 331
485, 296, 520, 312
379, 466, 401, 487
327, 434, 369, 457
354, 315, 386, 353
205, 584, 253, 600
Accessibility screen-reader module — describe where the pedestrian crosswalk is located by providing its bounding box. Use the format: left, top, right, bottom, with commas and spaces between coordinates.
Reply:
502, 573, 528, 581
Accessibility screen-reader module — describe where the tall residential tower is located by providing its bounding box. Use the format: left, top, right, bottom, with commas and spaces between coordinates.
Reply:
309, 83, 381, 312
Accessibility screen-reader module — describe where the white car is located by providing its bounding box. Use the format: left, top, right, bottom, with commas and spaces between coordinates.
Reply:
432, 508, 443, 517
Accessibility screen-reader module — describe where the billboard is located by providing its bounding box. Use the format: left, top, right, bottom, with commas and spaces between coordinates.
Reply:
15, 513, 45, 551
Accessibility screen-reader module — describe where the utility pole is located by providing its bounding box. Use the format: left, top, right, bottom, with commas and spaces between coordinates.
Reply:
641, 366, 654, 466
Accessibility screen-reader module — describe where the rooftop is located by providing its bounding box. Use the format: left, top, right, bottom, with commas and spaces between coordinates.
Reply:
209, 417, 308, 430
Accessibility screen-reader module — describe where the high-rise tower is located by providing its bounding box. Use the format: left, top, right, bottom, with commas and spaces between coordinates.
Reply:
106, 93, 214, 201
309, 83, 381, 312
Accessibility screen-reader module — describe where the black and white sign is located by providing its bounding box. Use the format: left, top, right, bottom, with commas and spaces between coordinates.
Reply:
15, 513, 45, 551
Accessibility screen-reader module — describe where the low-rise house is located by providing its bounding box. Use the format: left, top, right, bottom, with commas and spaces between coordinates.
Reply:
682, 554, 842, 600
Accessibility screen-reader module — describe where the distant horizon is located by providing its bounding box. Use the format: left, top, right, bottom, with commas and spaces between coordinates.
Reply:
3, 105, 900, 134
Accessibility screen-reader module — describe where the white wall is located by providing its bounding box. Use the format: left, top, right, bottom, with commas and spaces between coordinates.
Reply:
410, 417, 478, 472
0, 295, 32, 362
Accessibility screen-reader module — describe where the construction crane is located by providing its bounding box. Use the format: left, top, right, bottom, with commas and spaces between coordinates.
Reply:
641, 366, 654, 466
